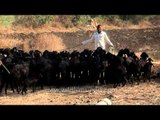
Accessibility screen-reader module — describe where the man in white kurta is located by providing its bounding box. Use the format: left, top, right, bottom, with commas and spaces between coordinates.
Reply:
81, 25, 114, 51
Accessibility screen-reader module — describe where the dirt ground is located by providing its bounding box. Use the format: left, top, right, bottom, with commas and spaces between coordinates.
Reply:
0, 80, 160, 105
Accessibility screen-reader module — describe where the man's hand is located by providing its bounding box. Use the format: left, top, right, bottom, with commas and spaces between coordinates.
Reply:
109, 46, 116, 54
111, 44, 114, 48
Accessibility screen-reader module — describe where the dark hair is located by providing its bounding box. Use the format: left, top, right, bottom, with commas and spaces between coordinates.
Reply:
97, 24, 101, 29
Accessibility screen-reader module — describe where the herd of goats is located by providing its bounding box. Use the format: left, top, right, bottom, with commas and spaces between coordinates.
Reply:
0, 47, 157, 95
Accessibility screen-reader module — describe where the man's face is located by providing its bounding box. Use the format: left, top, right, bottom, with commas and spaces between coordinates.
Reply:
97, 26, 102, 33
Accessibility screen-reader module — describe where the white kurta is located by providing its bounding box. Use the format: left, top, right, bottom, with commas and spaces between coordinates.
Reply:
82, 31, 114, 50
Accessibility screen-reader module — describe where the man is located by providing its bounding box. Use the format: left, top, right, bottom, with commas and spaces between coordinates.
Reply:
81, 24, 114, 51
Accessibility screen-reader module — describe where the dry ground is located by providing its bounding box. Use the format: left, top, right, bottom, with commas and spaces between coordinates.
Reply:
0, 80, 160, 105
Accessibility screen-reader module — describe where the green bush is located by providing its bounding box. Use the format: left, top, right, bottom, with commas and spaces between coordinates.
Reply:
58, 15, 75, 28
57, 15, 90, 28
0, 15, 15, 27
13, 15, 55, 28
119, 15, 148, 24
0, 15, 158, 29
106, 15, 120, 22
77, 15, 91, 26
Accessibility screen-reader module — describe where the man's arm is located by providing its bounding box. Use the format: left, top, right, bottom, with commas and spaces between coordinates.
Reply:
104, 32, 114, 47
81, 33, 94, 45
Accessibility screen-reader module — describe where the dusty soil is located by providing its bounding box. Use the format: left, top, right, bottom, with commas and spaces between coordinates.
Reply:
0, 80, 160, 105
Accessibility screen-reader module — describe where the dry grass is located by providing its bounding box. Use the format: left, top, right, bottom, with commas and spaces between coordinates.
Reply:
0, 38, 23, 49
0, 20, 156, 35
0, 34, 66, 52
26, 33, 66, 52
126, 21, 154, 29
0, 25, 78, 34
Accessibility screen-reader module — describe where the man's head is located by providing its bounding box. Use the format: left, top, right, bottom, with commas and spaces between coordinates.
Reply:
97, 24, 102, 33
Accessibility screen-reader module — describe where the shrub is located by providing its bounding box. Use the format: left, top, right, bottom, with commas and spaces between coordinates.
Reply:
13, 15, 55, 28
0, 15, 15, 27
